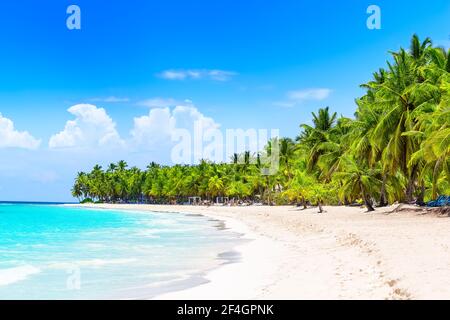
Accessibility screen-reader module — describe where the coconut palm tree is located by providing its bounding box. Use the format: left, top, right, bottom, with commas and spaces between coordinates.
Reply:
208, 175, 225, 200
71, 35, 449, 209
334, 156, 381, 211
410, 34, 432, 62
279, 138, 296, 181
298, 107, 337, 172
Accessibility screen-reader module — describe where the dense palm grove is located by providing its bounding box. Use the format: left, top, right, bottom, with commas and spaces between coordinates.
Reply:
73, 35, 450, 211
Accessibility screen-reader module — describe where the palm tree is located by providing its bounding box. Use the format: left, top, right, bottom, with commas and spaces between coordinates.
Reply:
410, 80, 450, 199
71, 35, 450, 209
284, 169, 314, 208
208, 175, 224, 200
117, 160, 128, 172
410, 34, 432, 62
72, 172, 88, 201
427, 47, 450, 73
305, 182, 330, 213
369, 39, 441, 202
298, 107, 337, 172
279, 138, 296, 181
334, 157, 381, 212
316, 116, 352, 181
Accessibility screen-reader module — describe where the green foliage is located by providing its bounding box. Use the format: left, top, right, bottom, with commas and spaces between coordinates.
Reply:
73, 35, 450, 210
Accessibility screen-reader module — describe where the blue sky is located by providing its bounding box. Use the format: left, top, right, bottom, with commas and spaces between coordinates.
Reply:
0, 0, 449, 201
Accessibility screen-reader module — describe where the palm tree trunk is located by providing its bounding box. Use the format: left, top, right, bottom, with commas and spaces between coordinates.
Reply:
417, 183, 425, 205
432, 162, 439, 200
379, 174, 388, 207
405, 165, 418, 203
365, 196, 375, 212
286, 162, 292, 182
302, 196, 307, 210
360, 182, 375, 212
317, 200, 323, 213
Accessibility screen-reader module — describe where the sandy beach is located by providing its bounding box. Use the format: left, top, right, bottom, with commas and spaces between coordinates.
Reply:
72, 203, 450, 300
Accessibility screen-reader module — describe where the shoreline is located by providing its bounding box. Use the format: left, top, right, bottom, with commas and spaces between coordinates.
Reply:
68, 203, 450, 299
66, 203, 287, 300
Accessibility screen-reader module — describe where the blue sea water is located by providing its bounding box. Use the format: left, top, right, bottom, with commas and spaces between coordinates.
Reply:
0, 204, 242, 299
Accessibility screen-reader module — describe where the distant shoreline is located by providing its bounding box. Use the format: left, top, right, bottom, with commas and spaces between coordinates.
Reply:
67, 203, 450, 300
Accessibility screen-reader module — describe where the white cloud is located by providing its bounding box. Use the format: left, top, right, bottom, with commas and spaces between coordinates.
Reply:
90, 96, 130, 103
288, 88, 332, 101
158, 69, 237, 81
137, 97, 179, 108
274, 88, 332, 108
0, 113, 41, 150
131, 103, 220, 149
173, 104, 219, 132
207, 70, 237, 81
131, 107, 174, 147
49, 104, 124, 149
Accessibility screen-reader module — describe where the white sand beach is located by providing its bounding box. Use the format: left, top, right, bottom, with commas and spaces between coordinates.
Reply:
72, 204, 450, 300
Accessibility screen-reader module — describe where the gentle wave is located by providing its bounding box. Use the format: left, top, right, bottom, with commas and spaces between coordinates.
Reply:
47, 258, 138, 269
0, 265, 41, 286
0, 204, 243, 299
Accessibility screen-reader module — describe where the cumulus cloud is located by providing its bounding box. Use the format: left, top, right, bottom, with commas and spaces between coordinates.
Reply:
0, 113, 41, 150
49, 104, 124, 149
131, 103, 220, 148
158, 69, 237, 81
137, 97, 179, 108
274, 88, 332, 107
131, 108, 174, 147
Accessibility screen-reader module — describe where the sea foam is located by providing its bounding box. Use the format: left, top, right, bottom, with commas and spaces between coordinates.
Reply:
0, 265, 41, 286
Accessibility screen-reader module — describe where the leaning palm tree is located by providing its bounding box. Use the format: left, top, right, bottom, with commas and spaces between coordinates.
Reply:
334, 156, 381, 212
72, 172, 88, 201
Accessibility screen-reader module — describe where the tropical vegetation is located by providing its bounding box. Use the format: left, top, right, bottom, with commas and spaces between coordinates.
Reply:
72, 35, 450, 211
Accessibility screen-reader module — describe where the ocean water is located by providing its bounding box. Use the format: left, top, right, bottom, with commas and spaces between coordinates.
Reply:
0, 204, 242, 299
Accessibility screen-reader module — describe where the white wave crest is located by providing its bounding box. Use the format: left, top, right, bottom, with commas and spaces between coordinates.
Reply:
0, 265, 41, 286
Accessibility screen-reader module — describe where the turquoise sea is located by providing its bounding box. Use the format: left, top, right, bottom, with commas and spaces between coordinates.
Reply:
0, 203, 242, 299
